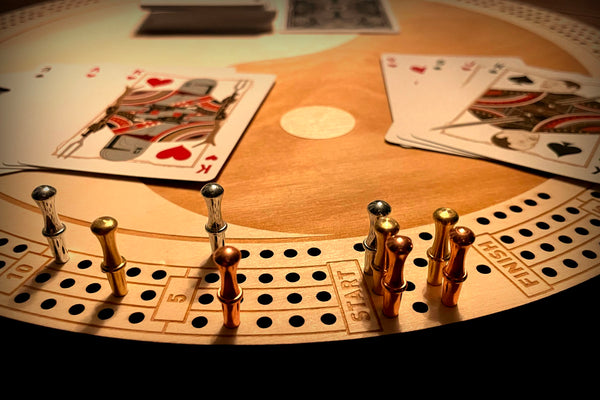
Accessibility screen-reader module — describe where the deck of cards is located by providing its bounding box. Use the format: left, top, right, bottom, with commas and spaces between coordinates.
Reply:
381, 54, 600, 183
0, 63, 275, 181
282, 0, 399, 34
138, 0, 277, 34
137, 0, 399, 35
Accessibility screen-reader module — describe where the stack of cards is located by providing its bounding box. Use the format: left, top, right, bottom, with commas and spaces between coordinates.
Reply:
282, 0, 399, 34
0, 63, 275, 181
138, 0, 277, 34
381, 54, 600, 183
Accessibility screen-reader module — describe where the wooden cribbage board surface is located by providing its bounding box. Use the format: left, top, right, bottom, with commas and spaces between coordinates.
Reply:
0, 0, 599, 346
0, 175, 598, 345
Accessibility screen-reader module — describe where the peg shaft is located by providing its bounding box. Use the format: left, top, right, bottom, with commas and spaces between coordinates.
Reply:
372, 216, 399, 295
31, 185, 69, 264
427, 207, 459, 286
213, 245, 243, 328
363, 200, 391, 275
441, 226, 475, 307
201, 182, 227, 252
382, 235, 413, 317
91, 216, 128, 297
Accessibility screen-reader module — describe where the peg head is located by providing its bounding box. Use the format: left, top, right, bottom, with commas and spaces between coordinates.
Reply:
374, 216, 400, 235
213, 245, 241, 269
201, 182, 224, 199
386, 234, 413, 256
450, 226, 476, 248
91, 216, 118, 237
31, 185, 57, 202
367, 200, 391, 217
432, 207, 459, 226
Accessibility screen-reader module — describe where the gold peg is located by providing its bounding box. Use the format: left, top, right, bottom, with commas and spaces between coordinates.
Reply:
91, 216, 128, 297
382, 235, 413, 318
372, 216, 399, 295
427, 207, 459, 286
441, 226, 475, 307
213, 245, 243, 328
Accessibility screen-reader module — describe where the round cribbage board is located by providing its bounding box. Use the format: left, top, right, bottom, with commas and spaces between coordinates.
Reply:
0, 0, 599, 347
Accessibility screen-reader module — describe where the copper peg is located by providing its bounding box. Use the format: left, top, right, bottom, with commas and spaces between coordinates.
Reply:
427, 207, 459, 286
372, 216, 400, 295
213, 245, 243, 329
91, 216, 128, 297
441, 226, 475, 307
201, 182, 227, 252
363, 200, 392, 275
382, 235, 413, 318
31, 185, 69, 264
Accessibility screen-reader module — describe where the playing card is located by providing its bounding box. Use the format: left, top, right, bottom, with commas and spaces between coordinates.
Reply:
0, 67, 89, 171
381, 54, 525, 156
14, 67, 275, 182
282, 0, 399, 33
138, 0, 277, 34
0, 71, 36, 171
0, 64, 155, 171
413, 64, 600, 183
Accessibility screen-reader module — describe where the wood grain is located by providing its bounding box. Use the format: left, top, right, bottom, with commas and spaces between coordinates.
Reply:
146, 0, 588, 239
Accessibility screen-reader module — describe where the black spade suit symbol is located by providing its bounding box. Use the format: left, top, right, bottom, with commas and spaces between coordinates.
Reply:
547, 141, 582, 157
508, 75, 534, 85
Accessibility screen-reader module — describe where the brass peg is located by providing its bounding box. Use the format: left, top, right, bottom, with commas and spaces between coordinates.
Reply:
427, 207, 459, 286
363, 200, 391, 275
441, 226, 475, 307
382, 235, 413, 318
372, 216, 399, 295
213, 245, 243, 328
91, 216, 128, 297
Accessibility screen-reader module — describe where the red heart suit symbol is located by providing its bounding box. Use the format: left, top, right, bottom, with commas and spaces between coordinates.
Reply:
410, 65, 426, 74
156, 145, 191, 161
147, 77, 174, 87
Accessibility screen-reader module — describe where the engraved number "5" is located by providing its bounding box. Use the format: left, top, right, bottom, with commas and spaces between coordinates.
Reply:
167, 294, 187, 303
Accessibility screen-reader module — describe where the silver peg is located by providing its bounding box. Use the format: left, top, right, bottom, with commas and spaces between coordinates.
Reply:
201, 182, 227, 252
363, 200, 391, 275
31, 185, 69, 264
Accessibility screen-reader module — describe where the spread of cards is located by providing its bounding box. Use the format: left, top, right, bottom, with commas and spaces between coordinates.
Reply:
381, 54, 600, 183
0, 64, 275, 181
1, 0, 599, 184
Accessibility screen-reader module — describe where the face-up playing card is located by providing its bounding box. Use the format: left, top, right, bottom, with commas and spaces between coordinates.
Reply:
0, 71, 37, 172
0, 65, 117, 172
381, 54, 525, 156
413, 64, 600, 183
3, 64, 274, 182
282, 0, 399, 33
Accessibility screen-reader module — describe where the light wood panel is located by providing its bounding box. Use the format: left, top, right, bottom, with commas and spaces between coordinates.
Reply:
146, 0, 588, 238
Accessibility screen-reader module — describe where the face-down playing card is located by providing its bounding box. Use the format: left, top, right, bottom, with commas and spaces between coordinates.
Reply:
413, 65, 600, 183
16, 69, 275, 181
283, 0, 399, 33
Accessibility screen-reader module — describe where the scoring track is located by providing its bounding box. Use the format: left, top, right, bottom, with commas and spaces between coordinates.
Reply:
0, 178, 598, 344
0, 0, 599, 345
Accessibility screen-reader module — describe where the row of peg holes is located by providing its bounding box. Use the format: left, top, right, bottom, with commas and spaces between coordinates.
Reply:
5, 189, 599, 329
